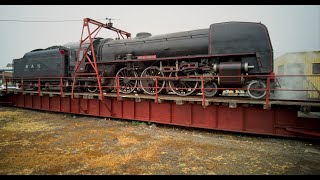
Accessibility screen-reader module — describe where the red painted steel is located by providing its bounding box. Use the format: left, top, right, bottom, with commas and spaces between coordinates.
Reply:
201, 77, 205, 106
71, 18, 131, 100
71, 20, 103, 99
6, 93, 320, 139
5, 73, 320, 110
266, 76, 270, 110
38, 78, 41, 96
95, 53, 257, 64
86, 18, 131, 38
116, 76, 120, 100
155, 78, 158, 103
86, 21, 103, 100
60, 77, 63, 96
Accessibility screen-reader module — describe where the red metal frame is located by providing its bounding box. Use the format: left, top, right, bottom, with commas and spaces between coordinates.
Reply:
3, 73, 320, 139
60, 77, 63, 96
116, 76, 120, 100
266, 76, 270, 110
38, 78, 41, 96
5, 73, 320, 108
201, 77, 205, 106
71, 18, 131, 100
95, 53, 257, 64
155, 78, 159, 103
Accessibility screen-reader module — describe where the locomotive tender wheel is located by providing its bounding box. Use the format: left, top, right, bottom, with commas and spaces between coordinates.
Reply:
247, 80, 267, 99
168, 71, 199, 96
140, 66, 165, 95
203, 81, 218, 97
87, 73, 106, 93
87, 82, 98, 93
115, 67, 138, 94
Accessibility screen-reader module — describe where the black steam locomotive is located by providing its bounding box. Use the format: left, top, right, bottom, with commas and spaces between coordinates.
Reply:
13, 21, 273, 99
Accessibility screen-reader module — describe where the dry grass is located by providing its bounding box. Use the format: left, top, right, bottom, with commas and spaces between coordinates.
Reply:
0, 109, 62, 132
3, 121, 59, 133
0, 107, 319, 175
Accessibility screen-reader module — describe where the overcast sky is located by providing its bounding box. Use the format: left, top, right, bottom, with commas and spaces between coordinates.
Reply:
0, 5, 319, 67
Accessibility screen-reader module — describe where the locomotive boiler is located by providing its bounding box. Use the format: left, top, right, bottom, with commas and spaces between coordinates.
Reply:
93, 21, 273, 98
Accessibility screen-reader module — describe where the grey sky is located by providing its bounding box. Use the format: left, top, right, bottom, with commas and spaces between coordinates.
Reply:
0, 5, 319, 67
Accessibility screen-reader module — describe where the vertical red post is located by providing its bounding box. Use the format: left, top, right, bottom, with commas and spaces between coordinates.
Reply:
5, 79, 8, 95
60, 77, 63, 97
85, 20, 103, 100
116, 76, 120, 100
201, 77, 205, 107
155, 77, 158, 103
99, 76, 103, 100
266, 76, 270, 110
38, 78, 41, 96
71, 79, 75, 99
21, 79, 24, 95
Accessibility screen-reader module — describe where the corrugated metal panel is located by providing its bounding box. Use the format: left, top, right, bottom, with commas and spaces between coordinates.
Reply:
304, 52, 320, 98
274, 51, 320, 99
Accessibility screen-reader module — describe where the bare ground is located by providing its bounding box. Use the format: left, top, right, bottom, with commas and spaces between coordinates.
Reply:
0, 106, 319, 175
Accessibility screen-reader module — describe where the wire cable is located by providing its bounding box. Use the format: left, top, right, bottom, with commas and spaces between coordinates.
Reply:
0, 19, 107, 22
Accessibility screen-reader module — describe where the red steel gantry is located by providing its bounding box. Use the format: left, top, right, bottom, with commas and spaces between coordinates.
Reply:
71, 18, 131, 100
